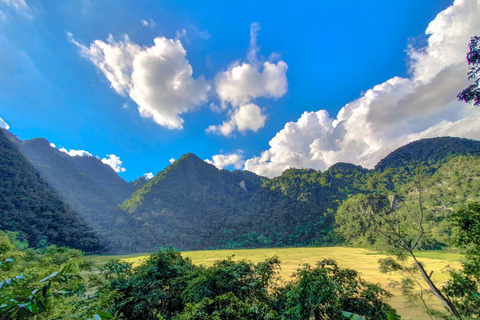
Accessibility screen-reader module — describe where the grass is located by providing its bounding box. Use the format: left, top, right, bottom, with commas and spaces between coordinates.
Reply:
90, 246, 463, 320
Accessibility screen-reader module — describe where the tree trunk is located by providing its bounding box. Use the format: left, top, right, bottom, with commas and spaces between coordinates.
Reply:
410, 252, 462, 320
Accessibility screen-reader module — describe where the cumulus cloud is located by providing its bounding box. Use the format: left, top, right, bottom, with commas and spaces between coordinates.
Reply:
209, 22, 288, 136
169, 157, 176, 164
59, 148, 93, 157
245, 0, 480, 178
207, 103, 266, 136
69, 33, 210, 129
101, 154, 126, 173
0, 116, 9, 130
144, 172, 154, 179
205, 151, 245, 170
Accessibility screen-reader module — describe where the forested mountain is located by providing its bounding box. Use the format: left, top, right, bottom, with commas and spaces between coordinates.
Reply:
0, 129, 102, 253
12, 135, 140, 244
374, 136, 480, 170
2, 129, 479, 254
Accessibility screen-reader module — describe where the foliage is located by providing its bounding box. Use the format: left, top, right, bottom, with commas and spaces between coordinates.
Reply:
173, 293, 278, 320
99, 249, 395, 320
458, 36, 480, 107
275, 259, 393, 320
442, 202, 480, 318
0, 231, 112, 319
101, 248, 197, 320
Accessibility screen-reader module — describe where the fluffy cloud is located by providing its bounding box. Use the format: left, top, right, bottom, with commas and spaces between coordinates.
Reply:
169, 157, 176, 164
0, 116, 9, 130
69, 34, 210, 129
245, 0, 480, 178
144, 172, 154, 179
205, 152, 245, 170
209, 22, 288, 136
59, 148, 93, 157
207, 103, 266, 136
101, 154, 126, 173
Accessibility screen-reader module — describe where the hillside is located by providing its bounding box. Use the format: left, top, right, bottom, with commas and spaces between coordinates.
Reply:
17, 136, 136, 235
374, 136, 480, 170
117, 136, 480, 253
0, 129, 103, 253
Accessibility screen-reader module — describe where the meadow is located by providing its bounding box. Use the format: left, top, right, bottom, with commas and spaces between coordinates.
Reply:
91, 247, 464, 320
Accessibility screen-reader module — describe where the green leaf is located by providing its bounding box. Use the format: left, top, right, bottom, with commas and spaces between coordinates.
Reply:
342, 311, 366, 320
39, 272, 58, 283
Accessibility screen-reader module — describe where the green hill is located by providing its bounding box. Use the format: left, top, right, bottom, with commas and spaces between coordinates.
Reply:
374, 136, 480, 170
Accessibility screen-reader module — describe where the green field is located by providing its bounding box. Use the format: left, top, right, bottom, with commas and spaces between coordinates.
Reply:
91, 247, 464, 319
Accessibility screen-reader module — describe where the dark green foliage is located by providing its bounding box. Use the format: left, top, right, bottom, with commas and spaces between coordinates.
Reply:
442, 202, 480, 318
101, 249, 394, 320
335, 155, 480, 250
275, 259, 393, 320
182, 256, 280, 305
173, 293, 278, 320
0, 231, 112, 319
102, 248, 197, 320
0, 130, 102, 253
458, 36, 480, 107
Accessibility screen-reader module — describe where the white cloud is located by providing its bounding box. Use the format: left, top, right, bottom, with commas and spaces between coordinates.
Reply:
59, 148, 93, 157
144, 172, 154, 179
207, 103, 266, 136
101, 154, 126, 173
0, 0, 31, 17
205, 152, 245, 170
169, 157, 176, 164
49, 142, 56, 148
245, 0, 480, 178
175, 29, 187, 41
141, 19, 156, 29
0, 116, 9, 130
209, 22, 288, 136
69, 33, 210, 129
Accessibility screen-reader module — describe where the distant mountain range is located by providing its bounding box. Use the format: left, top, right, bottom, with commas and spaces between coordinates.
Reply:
2, 128, 480, 254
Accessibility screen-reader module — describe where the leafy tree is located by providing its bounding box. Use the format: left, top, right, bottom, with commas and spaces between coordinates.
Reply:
173, 293, 278, 320
275, 259, 393, 320
101, 248, 197, 320
0, 231, 112, 319
442, 202, 480, 318
458, 36, 480, 107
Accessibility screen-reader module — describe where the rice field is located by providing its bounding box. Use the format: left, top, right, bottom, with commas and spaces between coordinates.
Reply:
91, 247, 464, 319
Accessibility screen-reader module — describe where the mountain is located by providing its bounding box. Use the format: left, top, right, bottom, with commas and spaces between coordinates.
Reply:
0, 129, 103, 253
374, 137, 480, 171
17, 137, 135, 235
118, 154, 371, 251
4, 129, 480, 254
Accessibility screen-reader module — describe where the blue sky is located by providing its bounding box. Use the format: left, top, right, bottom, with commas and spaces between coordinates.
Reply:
1, 0, 479, 181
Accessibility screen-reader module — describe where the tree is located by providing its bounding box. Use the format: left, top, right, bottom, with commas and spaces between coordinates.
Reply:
442, 202, 480, 318
458, 36, 480, 107
275, 259, 393, 320
338, 164, 464, 319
